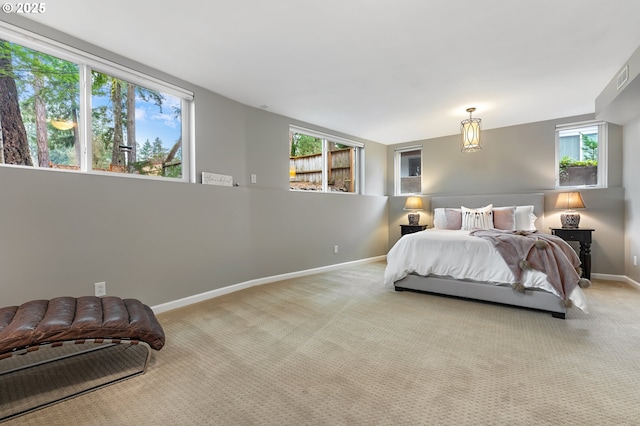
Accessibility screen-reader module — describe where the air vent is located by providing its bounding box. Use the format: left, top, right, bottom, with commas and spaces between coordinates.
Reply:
616, 65, 629, 90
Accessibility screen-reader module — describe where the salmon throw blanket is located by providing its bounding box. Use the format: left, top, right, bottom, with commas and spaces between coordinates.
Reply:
470, 229, 591, 307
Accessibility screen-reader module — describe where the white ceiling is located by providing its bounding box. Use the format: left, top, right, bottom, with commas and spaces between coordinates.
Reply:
23, 0, 640, 144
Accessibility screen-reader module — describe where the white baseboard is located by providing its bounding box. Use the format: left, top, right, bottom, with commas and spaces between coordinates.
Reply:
591, 273, 640, 291
591, 273, 627, 282
625, 276, 640, 291
151, 255, 387, 314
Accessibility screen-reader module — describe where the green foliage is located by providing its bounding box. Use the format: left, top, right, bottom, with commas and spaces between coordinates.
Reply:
163, 163, 182, 178
129, 136, 180, 178
559, 155, 597, 168
152, 137, 165, 158
559, 134, 598, 177
139, 139, 153, 160
6, 41, 80, 165
581, 133, 598, 161
290, 133, 322, 157
559, 154, 597, 183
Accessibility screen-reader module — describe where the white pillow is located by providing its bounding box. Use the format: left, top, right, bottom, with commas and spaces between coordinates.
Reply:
433, 208, 446, 229
461, 204, 493, 230
514, 205, 537, 230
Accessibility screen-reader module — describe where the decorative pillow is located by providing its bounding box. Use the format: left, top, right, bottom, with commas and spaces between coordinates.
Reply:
493, 206, 516, 230
433, 208, 462, 229
444, 208, 462, 230
461, 204, 493, 230
433, 208, 446, 229
514, 205, 537, 230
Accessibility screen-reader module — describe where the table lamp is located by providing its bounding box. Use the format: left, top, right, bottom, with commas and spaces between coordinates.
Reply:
403, 196, 423, 225
555, 192, 586, 228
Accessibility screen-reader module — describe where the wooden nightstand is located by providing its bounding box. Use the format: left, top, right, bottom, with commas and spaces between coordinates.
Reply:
400, 224, 427, 236
550, 228, 594, 279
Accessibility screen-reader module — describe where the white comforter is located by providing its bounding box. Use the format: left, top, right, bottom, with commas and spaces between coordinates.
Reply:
384, 229, 587, 312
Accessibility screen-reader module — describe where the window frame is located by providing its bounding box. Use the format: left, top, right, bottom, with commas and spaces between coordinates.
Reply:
555, 120, 607, 189
289, 125, 364, 194
0, 21, 195, 182
394, 145, 423, 196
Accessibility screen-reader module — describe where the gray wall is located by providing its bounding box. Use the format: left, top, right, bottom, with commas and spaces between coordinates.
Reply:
595, 41, 640, 283
0, 16, 389, 307
386, 116, 626, 276
623, 116, 640, 282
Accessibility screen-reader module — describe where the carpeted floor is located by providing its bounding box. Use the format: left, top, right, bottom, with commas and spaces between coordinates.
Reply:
3, 261, 640, 425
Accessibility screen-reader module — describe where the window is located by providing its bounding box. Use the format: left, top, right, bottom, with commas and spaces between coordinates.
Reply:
394, 146, 422, 195
289, 126, 363, 193
556, 121, 607, 188
0, 24, 193, 181
91, 71, 184, 178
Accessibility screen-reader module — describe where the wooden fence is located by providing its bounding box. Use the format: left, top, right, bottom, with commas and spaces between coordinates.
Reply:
290, 148, 355, 192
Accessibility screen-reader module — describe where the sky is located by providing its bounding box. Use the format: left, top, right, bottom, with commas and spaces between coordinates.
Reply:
92, 90, 182, 151
133, 93, 182, 150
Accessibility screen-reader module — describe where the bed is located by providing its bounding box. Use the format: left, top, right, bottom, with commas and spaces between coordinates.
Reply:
385, 193, 589, 318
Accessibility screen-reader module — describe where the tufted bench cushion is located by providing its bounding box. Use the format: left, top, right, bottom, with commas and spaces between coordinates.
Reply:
0, 296, 165, 355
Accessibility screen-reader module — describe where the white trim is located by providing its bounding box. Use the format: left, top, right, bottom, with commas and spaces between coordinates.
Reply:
289, 125, 364, 148
79, 65, 91, 173
358, 147, 365, 194
188, 100, 197, 183
591, 273, 627, 281
625, 276, 640, 291
151, 267, 638, 314
555, 120, 607, 131
322, 139, 329, 192
599, 122, 608, 188
555, 121, 607, 189
394, 144, 423, 152
591, 273, 640, 291
150, 256, 387, 314
394, 146, 422, 196
289, 125, 364, 194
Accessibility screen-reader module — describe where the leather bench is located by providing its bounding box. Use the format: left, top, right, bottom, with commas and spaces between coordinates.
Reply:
0, 296, 165, 357
0, 296, 165, 421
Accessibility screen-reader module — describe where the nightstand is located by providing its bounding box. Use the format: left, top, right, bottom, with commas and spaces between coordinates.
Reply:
400, 224, 427, 236
550, 228, 594, 279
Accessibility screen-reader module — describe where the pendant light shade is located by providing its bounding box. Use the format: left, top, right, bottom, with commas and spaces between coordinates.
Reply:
461, 107, 482, 152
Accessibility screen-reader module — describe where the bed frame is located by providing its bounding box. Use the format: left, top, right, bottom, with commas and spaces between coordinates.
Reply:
393, 193, 568, 319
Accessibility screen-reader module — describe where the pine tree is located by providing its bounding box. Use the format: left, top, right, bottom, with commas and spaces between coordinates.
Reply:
139, 139, 153, 161
0, 39, 32, 165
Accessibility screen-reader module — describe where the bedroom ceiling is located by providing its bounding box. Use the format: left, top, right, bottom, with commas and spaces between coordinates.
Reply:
21, 0, 640, 144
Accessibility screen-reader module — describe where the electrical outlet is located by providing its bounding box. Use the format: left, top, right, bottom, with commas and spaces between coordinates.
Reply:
634, 255, 638, 266
334, 245, 339, 254
251, 174, 257, 184
95, 281, 106, 297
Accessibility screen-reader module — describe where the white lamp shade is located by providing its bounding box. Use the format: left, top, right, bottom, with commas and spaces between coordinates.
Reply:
461, 108, 482, 152
555, 192, 586, 210
462, 121, 480, 148
403, 196, 423, 211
